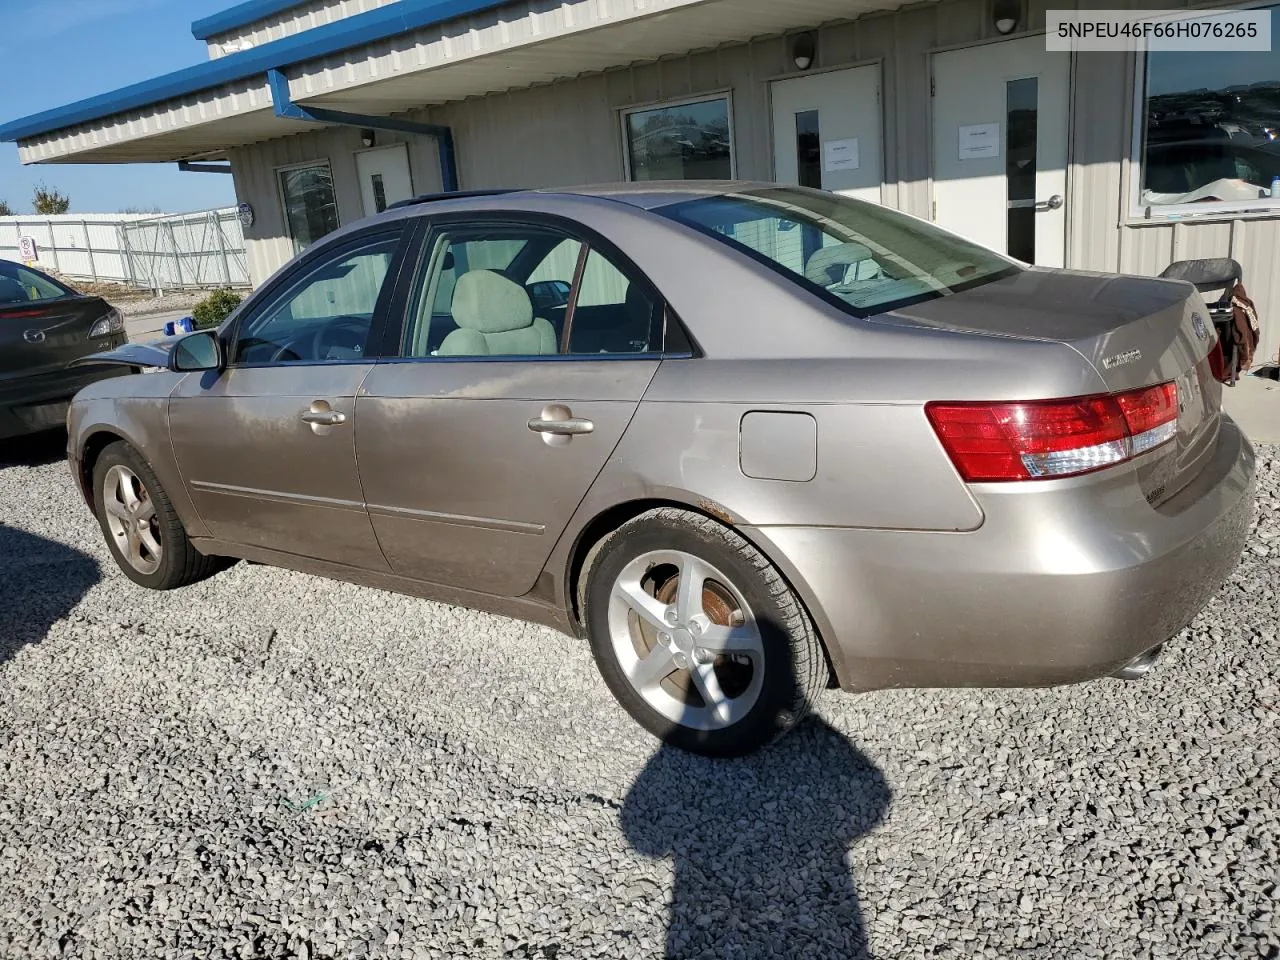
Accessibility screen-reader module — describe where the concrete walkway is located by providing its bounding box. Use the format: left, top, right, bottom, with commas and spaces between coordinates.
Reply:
124, 309, 192, 342
1224, 371, 1280, 445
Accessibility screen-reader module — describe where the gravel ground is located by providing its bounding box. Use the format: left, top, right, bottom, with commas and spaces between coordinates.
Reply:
1, 433, 1277, 960
113, 291, 213, 318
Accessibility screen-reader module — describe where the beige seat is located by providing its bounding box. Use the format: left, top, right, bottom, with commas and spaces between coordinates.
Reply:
437, 269, 558, 357
805, 242, 882, 288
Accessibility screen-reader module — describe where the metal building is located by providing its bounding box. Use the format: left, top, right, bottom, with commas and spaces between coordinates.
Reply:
2, 0, 1277, 365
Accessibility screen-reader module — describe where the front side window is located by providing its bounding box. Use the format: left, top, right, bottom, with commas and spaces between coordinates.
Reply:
402, 224, 661, 359
234, 232, 400, 364
0, 259, 72, 305
624, 96, 733, 181
1139, 6, 1280, 212
659, 187, 1019, 316
279, 162, 340, 252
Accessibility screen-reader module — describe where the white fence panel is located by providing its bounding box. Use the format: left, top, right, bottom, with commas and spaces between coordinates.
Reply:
0, 208, 249, 291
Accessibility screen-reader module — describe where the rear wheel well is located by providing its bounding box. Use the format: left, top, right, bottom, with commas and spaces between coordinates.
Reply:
565, 498, 838, 688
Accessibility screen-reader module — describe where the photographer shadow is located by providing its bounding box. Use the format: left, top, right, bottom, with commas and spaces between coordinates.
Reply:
622, 702, 890, 958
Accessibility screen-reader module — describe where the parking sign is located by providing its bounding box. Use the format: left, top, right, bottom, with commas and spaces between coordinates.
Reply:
18, 235, 37, 262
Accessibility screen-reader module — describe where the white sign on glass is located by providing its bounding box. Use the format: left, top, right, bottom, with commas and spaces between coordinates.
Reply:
958, 123, 1001, 160
823, 138, 860, 172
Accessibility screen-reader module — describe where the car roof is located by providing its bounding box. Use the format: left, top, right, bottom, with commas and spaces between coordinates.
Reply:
388, 180, 772, 214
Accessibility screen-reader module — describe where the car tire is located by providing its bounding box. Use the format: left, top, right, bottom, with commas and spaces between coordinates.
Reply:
92, 440, 226, 590
583, 507, 828, 757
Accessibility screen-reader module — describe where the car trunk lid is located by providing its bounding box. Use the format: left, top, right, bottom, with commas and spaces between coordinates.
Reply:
0, 296, 116, 379
879, 268, 1221, 506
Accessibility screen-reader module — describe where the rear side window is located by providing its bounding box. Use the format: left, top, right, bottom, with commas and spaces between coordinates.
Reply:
0, 260, 73, 305
401, 223, 662, 359
659, 187, 1020, 316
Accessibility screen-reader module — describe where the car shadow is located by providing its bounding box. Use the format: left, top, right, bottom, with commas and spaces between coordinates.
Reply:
0, 428, 68, 469
0, 524, 100, 666
619, 625, 891, 959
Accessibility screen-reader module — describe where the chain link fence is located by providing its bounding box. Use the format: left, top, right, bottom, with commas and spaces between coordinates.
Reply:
0, 208, 250, 292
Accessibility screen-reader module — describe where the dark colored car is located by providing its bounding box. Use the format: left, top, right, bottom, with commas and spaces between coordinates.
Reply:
0, 259, 127, 441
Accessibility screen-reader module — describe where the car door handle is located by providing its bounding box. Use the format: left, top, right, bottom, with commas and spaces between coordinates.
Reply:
528, 417, 594, 436
301, 410, 347, 426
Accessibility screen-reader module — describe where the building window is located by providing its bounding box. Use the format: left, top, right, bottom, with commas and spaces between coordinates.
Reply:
278, 161, 340, 251
1137, 6, 1280, 215
623, 96, 733, 181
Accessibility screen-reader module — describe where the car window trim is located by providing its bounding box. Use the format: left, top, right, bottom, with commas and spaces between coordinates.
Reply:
224, 222, 413, 369
381, 210, 691, 362
558, 241, 591, 354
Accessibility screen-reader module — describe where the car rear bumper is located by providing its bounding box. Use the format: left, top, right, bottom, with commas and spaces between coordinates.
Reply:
0, 362, 128, 441
747, 416, 1256, 692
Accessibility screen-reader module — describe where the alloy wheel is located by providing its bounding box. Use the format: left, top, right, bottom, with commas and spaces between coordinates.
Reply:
101, 464, 162, 575
607, 549, 765, 731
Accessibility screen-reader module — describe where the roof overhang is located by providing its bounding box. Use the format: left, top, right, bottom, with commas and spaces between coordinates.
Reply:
3, 0, 912, 166
192, 0, 320, 41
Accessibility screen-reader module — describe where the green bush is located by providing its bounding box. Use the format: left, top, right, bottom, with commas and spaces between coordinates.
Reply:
191, 289, 243, 330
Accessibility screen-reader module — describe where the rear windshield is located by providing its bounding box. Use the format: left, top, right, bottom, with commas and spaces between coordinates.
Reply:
0, 259, 74, 305
657, 187, 1020, 317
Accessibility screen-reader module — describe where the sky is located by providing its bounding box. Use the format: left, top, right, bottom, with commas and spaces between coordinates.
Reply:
0, 0, 238, 215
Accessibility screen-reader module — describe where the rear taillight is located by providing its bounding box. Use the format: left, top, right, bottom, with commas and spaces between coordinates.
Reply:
926, 382, 1178, 482
88, 308, 124, 338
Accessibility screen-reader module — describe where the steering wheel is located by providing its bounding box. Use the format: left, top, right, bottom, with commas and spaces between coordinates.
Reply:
233, 337, 303, 363
310, 317, 370, 361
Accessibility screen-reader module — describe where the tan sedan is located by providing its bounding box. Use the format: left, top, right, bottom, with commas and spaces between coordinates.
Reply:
68, 183, 1254, 756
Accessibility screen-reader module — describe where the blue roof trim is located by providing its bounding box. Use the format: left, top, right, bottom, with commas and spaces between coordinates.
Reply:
192, 0, 317, 41
0, 0, 511, 143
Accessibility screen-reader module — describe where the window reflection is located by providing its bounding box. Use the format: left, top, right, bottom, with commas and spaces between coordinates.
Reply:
1142, 7, 1280, 207
279, 162, 340, 252
625, 97, 733, 181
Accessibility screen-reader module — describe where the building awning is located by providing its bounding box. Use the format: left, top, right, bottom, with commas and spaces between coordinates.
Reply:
191, 0, 327, 41
0, 0, 906, 166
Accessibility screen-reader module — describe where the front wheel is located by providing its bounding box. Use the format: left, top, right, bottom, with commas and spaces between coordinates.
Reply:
583, 508, 828, 757
92, 440, 227, 590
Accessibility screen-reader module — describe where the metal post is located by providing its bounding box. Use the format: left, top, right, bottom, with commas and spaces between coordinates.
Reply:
44, 220, 60, 273
82, 221, 98, 281
216, 211, 232, 286
120, 223, 137, 287
166, 219, 183, 289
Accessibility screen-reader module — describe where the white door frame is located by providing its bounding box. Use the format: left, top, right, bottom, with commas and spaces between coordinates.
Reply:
354, 142, 415, 218
766, 60, 886, 204
926, 33, 1074, 268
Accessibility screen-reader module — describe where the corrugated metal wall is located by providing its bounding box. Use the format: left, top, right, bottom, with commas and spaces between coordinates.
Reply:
205, 0, 398, 58
229, 125, 441, 287
226, 0, 1280, 366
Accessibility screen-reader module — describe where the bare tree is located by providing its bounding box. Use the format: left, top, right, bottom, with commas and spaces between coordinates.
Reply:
32, 183, 70, 215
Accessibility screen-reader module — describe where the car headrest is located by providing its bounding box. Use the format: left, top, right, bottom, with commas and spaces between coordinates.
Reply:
624, 282, 654, 322
0, 277, 30, 304
805, 242, 875, 286
451, 270, 534, 334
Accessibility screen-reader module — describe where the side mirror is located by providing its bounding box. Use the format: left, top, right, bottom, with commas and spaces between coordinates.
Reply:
168, 329, 225, 373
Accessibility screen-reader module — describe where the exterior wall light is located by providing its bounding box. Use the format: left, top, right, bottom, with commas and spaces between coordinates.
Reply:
360, 129, 376, 148
792, 33, 816, 71
992, 0, 1021, 35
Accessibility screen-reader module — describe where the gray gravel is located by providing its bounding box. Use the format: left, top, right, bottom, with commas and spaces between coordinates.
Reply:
1, 432, 1277, 960
114, 292, 217, 317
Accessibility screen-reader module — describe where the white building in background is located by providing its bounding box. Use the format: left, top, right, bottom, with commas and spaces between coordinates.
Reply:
2, 0, 1277, 365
